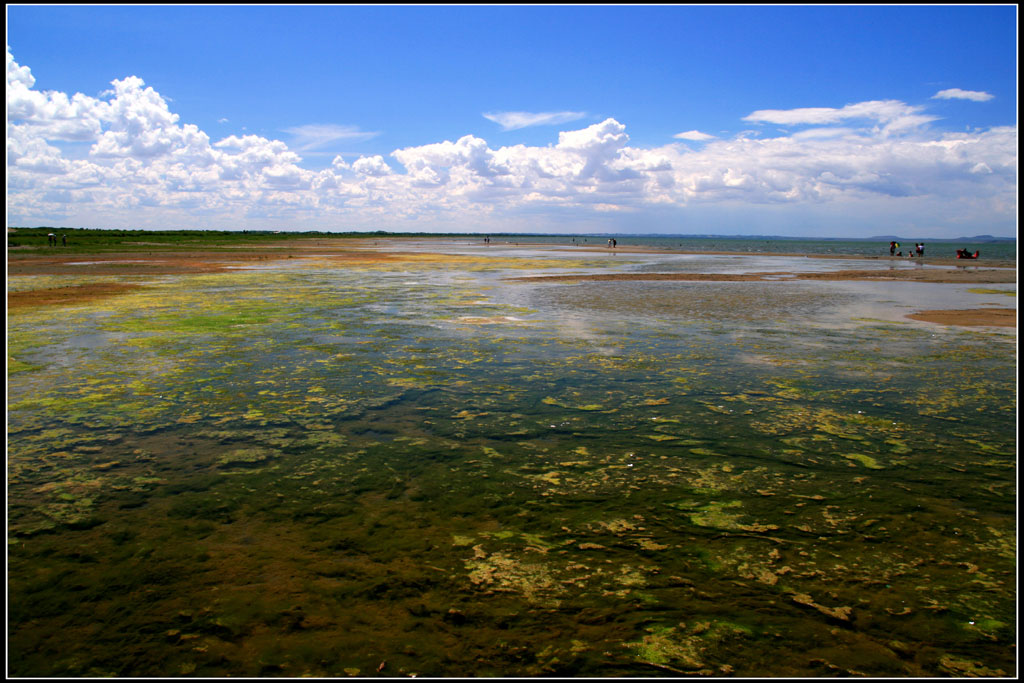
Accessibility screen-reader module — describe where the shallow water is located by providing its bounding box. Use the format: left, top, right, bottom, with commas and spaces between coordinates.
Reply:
7, 243, 1016, 677
459, 235, 1018, 261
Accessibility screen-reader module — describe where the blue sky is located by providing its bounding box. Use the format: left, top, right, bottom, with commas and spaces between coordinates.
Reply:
6, 5, 1018, 237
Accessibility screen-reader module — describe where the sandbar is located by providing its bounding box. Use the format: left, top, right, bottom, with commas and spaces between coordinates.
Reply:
906, 308, 1016, 327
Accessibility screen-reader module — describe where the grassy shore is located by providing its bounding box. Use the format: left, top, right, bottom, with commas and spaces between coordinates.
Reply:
7, 227, 388, 252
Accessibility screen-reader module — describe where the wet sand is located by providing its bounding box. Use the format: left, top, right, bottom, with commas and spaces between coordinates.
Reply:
502, 248, 1016, 328
507, 268, 1016, 284
506, 268, 1016, 328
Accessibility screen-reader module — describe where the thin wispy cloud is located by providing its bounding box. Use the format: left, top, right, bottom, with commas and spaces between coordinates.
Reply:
673, 130, 716, 141
743, 100, 929, 126
284, 124, 379, 151
741, 100, 939, 136
483, 110, 586, 131
932, 88, 994, 102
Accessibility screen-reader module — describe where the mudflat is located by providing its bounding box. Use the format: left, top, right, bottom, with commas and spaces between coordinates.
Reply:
12, 238, 1013, 327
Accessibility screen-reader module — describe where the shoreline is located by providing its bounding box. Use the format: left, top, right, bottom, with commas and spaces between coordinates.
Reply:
428, 238, 1016, 267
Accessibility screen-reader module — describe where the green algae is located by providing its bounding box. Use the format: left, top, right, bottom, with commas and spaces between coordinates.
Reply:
645, 433, 679, 441
465, 549, 565, 606
216, 447, 280, 468
627, 621, 751, 672
686, 500, 745, 529
885, 438, 912, 455
840, 453, 884, 469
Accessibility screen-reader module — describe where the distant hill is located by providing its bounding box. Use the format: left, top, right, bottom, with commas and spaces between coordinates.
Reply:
961, 235, 1016, 242
868, 235, 1015, 242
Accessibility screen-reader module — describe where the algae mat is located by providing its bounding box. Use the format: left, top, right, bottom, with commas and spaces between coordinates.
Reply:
7, 246, 1016, 677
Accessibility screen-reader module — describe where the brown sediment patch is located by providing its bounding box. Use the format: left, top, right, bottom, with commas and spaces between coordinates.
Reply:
7, 253, 264, 276
7, 283, 148, 310
791, 268, 1016, 284
508, 268, 1016, 285
6, 248, 402, 277
905, 308, 1016, 327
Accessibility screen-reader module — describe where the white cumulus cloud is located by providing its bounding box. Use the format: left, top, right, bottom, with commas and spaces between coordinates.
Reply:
351, 155, 394, 177
5, 48, 1016, 235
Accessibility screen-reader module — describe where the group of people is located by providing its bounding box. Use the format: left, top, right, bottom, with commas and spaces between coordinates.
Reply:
46, 233, 66, 247
606, 238, 617, 248
889, 241, 924, 258
889, 240, 980, 259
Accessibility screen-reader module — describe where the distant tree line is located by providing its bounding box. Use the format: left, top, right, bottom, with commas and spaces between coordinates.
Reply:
6, 227, 509, 251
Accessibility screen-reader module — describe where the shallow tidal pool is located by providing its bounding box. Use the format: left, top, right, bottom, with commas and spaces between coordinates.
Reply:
6, 246, 1016, 677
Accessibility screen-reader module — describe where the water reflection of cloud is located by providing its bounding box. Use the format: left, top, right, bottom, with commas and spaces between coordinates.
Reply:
454, 316, 528, 325
550, 315, 621, 357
